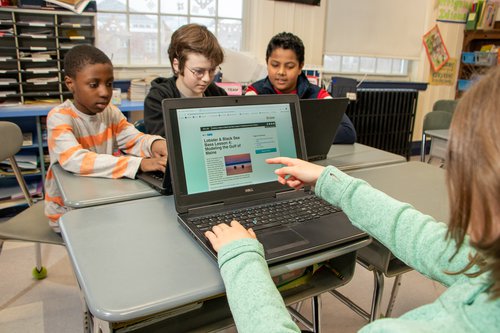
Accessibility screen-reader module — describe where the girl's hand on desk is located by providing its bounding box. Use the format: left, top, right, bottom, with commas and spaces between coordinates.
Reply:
266, 157, 325, 190
151, 139, 168, 158
205, 221, 257, 252
140, 157, 167, 173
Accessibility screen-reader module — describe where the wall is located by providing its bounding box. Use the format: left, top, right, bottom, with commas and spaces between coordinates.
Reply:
245, 0, 327, 65
116, 0, 465, 144
245, 0, 464, 143
411, 4, 464, 141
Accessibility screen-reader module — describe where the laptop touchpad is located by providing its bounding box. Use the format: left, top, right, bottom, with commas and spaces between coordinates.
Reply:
259, 228, 309, 254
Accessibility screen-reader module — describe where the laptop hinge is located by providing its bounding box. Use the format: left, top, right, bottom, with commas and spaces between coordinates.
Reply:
275, 188, 308, 199
187, 202, 224, 215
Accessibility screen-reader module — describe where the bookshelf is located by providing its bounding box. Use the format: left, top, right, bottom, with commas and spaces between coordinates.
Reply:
0, 7, 95, 105
456, 29, 500, 98
0, 7, 95, 211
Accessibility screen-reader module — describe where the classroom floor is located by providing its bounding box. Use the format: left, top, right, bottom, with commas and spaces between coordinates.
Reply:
0, 157, 447, 333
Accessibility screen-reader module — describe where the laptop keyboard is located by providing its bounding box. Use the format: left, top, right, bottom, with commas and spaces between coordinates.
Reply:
188, 195, 340, 233
150, 171, 164, 181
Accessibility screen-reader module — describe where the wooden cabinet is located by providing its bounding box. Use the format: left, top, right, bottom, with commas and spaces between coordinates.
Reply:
0, 7, 95, 105
456, 29, 500, 98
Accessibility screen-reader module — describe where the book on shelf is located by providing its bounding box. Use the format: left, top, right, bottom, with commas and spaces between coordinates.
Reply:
466, 1, 484, 30
22, 132, 33, 146
0, 180, 43, 203
0, 167, 41, 176
128, 76, 157, 101
477, 0, 498, 30
44, 0, 92, 14
0, 181, 43, 212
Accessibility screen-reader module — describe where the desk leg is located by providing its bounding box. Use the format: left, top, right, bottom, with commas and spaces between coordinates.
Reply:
420, 133, 427, 162
385, 274, 402, 318
287, 296, 322, 333
370, 270, 384, 322
311, 295, 321, 333
93, 317, 112, 333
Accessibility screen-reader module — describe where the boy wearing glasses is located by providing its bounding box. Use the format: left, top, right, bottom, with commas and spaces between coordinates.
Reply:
144, 23, 227, 137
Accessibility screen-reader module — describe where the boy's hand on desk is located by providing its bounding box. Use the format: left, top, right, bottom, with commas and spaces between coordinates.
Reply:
205, 221, 257, 252
140, 157, 167, 173
151, 139, 168, 158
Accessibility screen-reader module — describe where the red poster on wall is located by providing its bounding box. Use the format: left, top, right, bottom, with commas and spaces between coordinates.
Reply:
423, 24, 450, 72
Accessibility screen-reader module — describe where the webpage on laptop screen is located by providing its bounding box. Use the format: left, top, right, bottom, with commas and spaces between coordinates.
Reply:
177, 103, 297, 194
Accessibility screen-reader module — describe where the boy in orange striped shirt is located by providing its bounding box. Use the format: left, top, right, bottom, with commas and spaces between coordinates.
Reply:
44, 45, 167, 232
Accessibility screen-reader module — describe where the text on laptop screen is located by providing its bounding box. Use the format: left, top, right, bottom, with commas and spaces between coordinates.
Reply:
177, 103, 297, 194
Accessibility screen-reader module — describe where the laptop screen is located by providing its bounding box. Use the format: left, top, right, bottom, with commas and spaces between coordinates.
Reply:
162, 95, 306, 213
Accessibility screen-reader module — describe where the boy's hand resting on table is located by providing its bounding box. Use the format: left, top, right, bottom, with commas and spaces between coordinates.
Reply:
140, 157, 167, 173
266, 157, 325, 190
151, 139, 168, 158
205, 221, 257, 252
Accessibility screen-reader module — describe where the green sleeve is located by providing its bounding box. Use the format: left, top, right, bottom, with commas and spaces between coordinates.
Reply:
315, 166, 474, 287
218, 238, 301, 333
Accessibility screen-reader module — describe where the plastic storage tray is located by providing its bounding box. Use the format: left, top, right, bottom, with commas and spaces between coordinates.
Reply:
458, 79, 473, 91
461, 52, 475, 64
474, 52, 497, 66
462, 51, 498, 66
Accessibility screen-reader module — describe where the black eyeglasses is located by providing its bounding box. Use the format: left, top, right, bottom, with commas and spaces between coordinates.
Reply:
185, 66, 221, 79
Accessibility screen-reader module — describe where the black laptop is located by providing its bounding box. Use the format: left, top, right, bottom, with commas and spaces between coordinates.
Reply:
162, 94, 367, 265
300, 98, 349, 161
136, 163, 172, 195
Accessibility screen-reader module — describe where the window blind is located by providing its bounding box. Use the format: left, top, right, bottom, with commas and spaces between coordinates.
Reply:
324, 0, 429, 59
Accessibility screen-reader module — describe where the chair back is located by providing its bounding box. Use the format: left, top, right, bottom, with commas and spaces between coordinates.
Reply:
0, 121, 23, 161
432, 99, 458, 114
422, 111, 453, 132
328, 76, 358, 100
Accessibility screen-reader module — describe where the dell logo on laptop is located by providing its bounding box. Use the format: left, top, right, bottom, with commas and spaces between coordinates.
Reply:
245, 188, 254, 193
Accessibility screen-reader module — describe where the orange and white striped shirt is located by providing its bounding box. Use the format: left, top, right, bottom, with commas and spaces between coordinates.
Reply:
44, 100, 164, 232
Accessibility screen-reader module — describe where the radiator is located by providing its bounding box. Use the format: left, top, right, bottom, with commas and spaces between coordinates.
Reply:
346, 89, 419, 159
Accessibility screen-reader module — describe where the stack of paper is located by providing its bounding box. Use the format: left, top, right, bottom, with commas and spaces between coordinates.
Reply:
26, 67, 59, 74
0, 91, 16, 97
19, 30, 53, 38
128, 76, 157, 101
0, 78, 17, 85
0, 181, 43, 202
20, 51, 56, 61
0, 155, 38, 170
26, 77, 59, 84
0, 28, 14, 37
45, 0, 92, 14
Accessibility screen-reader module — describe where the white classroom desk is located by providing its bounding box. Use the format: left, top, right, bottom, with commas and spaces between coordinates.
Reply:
60, 195, 370, 332
315, 143, 407, 171
51, 163, 160, 208
51, 143, 404, 209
